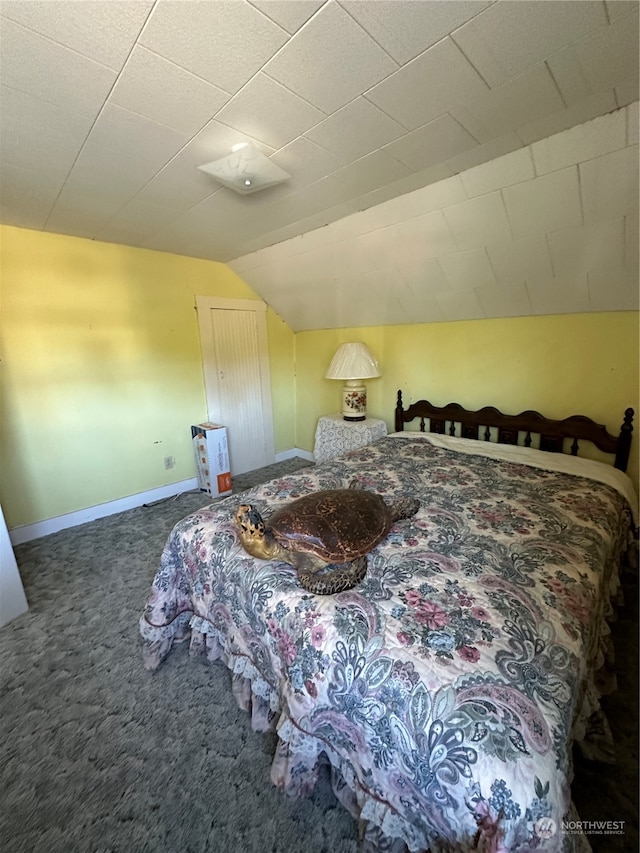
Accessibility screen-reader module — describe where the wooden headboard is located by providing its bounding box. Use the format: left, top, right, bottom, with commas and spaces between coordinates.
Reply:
394, 390, 634, 472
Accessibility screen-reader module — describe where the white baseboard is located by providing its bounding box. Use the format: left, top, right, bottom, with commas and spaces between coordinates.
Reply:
10, 453, 315, 545
275, 448, 314, 463
9, 478, 200, 546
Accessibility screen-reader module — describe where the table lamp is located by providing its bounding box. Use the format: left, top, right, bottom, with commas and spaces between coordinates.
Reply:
325, 342, 381, 421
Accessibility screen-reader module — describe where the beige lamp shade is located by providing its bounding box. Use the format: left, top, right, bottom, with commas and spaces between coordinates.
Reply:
325, 343, 381, 421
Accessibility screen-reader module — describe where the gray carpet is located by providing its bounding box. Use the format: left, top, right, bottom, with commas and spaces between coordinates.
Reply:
1, 458, 637, 853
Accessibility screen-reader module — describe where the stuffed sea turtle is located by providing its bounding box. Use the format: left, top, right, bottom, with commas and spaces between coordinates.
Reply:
235, 482, 419, 594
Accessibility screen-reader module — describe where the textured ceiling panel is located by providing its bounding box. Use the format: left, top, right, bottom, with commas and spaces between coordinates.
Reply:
0, 0, 638, 330
230, 107, 639, 330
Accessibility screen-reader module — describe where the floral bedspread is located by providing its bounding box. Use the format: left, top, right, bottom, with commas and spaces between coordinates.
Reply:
140, 436, 635, 853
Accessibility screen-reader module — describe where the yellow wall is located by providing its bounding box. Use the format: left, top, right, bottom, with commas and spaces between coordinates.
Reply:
2, 224, 638, 530
295, 313, 640, 493
0, 225, 294, 528
267, 309, 296, 450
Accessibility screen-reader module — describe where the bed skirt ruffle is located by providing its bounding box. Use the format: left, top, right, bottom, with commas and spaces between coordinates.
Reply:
140, 609, 601, 853
141, 611, 425, 850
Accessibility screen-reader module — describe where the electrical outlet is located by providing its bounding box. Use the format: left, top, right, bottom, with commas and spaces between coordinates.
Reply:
164, 456, 175, 470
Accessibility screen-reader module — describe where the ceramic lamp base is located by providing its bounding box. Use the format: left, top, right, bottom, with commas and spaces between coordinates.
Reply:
342, 381, 367, 421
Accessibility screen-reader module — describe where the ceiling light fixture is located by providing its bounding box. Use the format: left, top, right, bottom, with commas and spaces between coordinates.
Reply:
197, 142, 291, 195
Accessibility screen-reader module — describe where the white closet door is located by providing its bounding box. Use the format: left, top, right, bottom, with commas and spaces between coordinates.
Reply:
196, 297, 275, 476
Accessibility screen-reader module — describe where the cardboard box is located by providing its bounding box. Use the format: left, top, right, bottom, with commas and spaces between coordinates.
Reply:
191, 423, 232, 497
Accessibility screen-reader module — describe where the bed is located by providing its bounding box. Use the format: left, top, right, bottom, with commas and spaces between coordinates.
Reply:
140, 393, 637, 853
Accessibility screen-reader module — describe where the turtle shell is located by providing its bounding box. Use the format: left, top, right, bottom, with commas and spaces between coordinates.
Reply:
267, 488, 392, 563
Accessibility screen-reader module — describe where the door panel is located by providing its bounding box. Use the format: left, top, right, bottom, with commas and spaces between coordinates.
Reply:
196, 297, 275, 476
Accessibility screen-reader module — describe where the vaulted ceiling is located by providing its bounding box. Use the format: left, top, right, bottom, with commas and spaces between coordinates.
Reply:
1, 0, 638, 331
